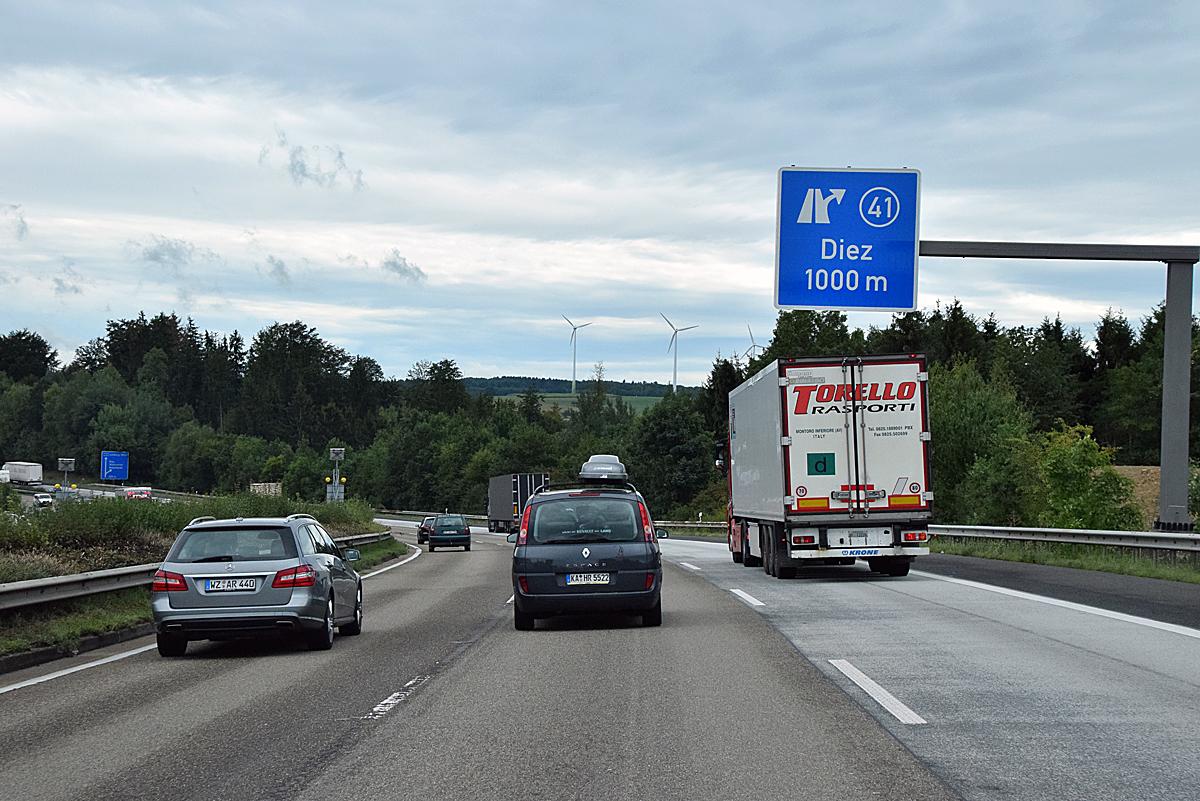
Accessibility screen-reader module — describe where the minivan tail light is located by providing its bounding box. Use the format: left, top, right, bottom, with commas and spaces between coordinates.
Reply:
644, 572, 655, 590
272, 564, 318, 588
517, 505, 531, 545
638, 502, 654, 541
518, 576, 529, 593
151, 569, 187, 592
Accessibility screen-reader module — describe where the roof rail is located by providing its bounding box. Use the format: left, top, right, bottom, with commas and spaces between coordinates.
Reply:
286, 513, 317, 522
188, 516, 216, 526
534, 480, 640, 496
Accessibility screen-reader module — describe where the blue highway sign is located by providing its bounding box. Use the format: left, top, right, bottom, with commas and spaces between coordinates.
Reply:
101, 450, 129, 482
776, 167, 920, 311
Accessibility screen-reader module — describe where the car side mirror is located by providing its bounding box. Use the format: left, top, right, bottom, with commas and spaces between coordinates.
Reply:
655, 528, 670, 539
343, 548, 361, 562
506, 533, 517, 544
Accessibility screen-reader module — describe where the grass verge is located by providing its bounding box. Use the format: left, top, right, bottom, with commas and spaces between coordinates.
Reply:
934, 536, 1200, 585
0, 537, 409, 658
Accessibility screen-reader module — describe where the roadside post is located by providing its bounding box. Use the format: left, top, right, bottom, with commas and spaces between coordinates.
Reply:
327, 448, 346, 502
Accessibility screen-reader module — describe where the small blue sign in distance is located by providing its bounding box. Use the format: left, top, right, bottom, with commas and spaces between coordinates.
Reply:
776, 167, 920, 311
100, 450, 129, 481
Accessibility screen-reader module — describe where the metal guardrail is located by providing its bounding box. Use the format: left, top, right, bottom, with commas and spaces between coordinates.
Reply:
0, 531, 395, 612
929, 524, 1200, 552
382, 510, 1199, 553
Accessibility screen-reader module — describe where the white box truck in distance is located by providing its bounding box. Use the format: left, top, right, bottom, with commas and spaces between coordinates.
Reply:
726, 354, 932, 578
2, 461, 44, 485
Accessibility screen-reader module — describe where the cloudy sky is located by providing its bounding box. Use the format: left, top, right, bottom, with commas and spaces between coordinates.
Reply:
1, 1, 1198, 384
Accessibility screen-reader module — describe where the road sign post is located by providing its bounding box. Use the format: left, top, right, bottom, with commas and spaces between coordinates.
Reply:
100, 451, 130, 483
776, 167, 920, 311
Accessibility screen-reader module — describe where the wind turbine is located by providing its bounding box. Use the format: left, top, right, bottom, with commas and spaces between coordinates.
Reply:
563, 315, 592, 395
661, 313, 698, 392
744, 324, 765, 361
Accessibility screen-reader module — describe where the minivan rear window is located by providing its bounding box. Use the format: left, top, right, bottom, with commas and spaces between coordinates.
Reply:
167, 527, 297, 562
530, 499, 639, 543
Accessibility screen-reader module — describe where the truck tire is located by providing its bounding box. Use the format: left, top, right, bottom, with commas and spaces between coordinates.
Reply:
731, 533, 744, 564
763, 528, 775, 576
488, 520, 495, 532
885, 558, 911, 577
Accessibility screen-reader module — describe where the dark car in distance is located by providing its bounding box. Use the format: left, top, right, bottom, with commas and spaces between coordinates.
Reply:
507, 455, 666, 630
428, 514, 471, 552
416, 515, 436, 544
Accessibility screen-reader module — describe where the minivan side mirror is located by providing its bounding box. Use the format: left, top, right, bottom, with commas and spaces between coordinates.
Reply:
655, 528, 670, 539
343, 548, 361, 562
506, 533, 518, 544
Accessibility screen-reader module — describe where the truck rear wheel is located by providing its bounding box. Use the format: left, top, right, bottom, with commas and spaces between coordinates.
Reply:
731, 533, 744, 564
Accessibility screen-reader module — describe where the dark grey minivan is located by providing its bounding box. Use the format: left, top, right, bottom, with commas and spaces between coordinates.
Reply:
150, 514, 363, 656
507, 455, 666, 630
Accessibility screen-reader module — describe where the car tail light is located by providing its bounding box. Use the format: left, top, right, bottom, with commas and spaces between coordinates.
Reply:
638, 502, 654, 541
272, 564, 318, 588
644, 572, 655, 590
151, 569, 187, 592
518, 576, 529, 593
902, 530, 928, 543
792, 534, 816, 546
516, 505, 532, 545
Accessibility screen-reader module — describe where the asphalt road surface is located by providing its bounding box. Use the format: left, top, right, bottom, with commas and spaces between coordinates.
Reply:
0, 523, 956, 801
2, 523, 1198, 801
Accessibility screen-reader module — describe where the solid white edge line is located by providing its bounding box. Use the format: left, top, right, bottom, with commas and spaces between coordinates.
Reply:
1, 540, 427, 697
730, 588, 765, 607
829, 659, 927, 725
361, 543, 422, 579
911, 570, 1200, 641
0, 644, 158, 696
679, 562, 701, 571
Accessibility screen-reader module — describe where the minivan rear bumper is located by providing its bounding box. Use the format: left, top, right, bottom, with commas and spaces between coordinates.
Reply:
514, 584, 660, 617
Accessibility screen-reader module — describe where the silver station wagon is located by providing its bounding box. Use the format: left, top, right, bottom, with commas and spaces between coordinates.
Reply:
151, 514, 363, 656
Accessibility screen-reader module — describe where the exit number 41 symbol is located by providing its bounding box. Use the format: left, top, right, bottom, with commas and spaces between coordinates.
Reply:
859, 187, 900, 228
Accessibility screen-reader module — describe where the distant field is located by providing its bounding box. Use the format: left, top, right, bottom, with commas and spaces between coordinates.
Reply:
498, 393, 663, 412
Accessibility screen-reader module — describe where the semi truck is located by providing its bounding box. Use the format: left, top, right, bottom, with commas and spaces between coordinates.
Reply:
726, 354, 932, 578
487, 472, 549, 533
2, 461, 44, 485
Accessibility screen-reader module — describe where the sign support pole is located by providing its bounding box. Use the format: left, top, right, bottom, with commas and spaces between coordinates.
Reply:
1158, 261, 1194, 530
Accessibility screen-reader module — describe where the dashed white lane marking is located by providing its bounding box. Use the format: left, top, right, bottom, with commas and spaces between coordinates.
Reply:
679, 562, 701, 571
1, 542, 426, 697
506, 594, 514, 605
730, 588, 765, 607
361, 544, 422, 578
829, 659, 927, 725
362, 674, 432, 720
0, 644, 158, 697
912, 570, 1200, 641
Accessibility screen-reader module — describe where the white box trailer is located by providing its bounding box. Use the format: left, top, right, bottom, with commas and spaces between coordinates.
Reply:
2, 461, 44, 485
726, 355, 932, 578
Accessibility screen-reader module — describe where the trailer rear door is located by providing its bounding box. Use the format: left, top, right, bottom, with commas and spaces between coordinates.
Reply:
782, 357, 930, 517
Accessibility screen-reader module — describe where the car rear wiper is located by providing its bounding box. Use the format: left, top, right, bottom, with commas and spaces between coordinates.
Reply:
191, 554, 236, 562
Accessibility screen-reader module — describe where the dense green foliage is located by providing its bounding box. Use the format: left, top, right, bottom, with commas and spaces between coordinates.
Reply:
1, 300, 1193, 530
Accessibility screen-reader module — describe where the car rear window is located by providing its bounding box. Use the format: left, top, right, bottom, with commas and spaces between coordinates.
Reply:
435, 515, 466, 529
530, 498, 639, 543
167, 527, 297, 562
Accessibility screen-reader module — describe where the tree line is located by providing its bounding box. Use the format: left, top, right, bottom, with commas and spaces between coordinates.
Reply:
0, 301, 1195, 526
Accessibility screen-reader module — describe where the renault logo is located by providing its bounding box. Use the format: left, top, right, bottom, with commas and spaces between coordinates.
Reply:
582, 548, 591, 559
